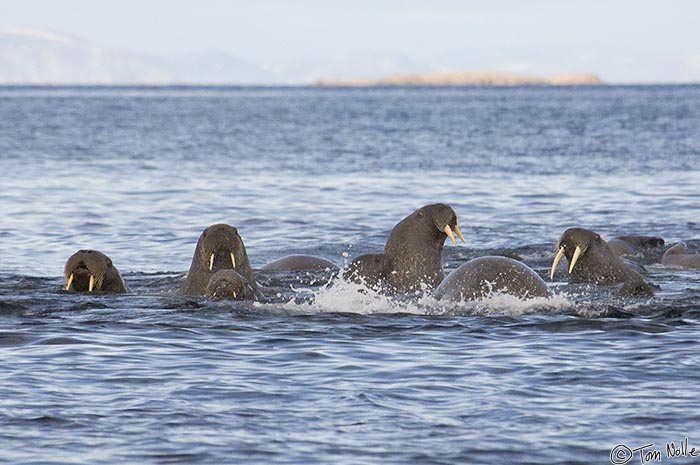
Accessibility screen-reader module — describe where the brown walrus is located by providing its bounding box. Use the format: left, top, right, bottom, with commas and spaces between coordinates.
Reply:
261, 255, 338, 271
550, 228, 654, 296
661, 243, 700, 269
436, 256, 552, 301
343, 253, 394, 290
63, 249, 128, 293
383, 203, 465, 293
607, 235, 665, 258
205, 269, 257, 300
180, 224, 259, 296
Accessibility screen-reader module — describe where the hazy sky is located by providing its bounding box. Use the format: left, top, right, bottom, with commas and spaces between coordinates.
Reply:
2, 0, 700, 82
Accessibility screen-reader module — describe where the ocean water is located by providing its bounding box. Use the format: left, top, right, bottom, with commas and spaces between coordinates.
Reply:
1, 85, 699, 465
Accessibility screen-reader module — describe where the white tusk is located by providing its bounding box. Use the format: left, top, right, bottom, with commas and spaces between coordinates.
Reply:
65, 273, 74, 291
453, 225, 466, 243
209, 253, 215, 271
568, 246, 583, 274
230, 252, 236, 269
550, 247, 565, 280
232, 291, 237, 299
88, 275, 95, 292
443, 225, 457, 245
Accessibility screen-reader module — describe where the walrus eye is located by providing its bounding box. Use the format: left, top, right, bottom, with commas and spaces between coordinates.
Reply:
106, 259, 113, 267
594, 234, 601, 242
417, 211, 424, 219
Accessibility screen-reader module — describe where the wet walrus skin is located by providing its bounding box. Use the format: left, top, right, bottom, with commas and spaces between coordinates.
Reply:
383, 203, 465, 293
550, 228, 654, 296
343, 253, 394, 290
661, 243, 700, 269
261, 255, 339, 271
435, 256, 552, 301
607, 235, 665, 258
63, 249, 128, 293
205, 270, 257, 300
180, 224, 259, 296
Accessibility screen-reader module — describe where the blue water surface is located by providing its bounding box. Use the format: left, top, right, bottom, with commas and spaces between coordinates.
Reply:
1, 85, 699, 465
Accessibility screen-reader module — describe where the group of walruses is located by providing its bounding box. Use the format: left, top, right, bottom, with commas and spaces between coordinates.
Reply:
62, 203, 699, 301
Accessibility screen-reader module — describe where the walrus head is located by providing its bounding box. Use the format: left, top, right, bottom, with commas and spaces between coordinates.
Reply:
384, 203, 465, 293
64, 250, 116, 292
205, 270, 255, 300
615, 235, 665, 249
180, 223, 259, 296
344, 253, 394, 289
550, 227, 636, 286
550, 228, 606, 280
551, 228, 655, 296
195, 224, 247, 273
387, 203, 465, 248
416, 203, 465, 245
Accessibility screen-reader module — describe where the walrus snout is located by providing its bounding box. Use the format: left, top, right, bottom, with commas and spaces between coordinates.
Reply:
205, 270, 253, 300
550, 228, 600, 279
420, 204, 465, 245
197, 224, 244, 271
205, 248, 238, 272
63, 249, 128, 294
65, 267, 94, 292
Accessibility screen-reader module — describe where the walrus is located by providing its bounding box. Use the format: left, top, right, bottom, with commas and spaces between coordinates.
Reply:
261, 255, 339, 271
435, 256, 552, 301
383, 203, 465, 293
205, 270, 257, 299
180, 224, 259, 296
607, 235, 665, 257
550, 228, 654, 296
661, 243, 700, 269
343, 253, 393, 289
63, 249, 128, 293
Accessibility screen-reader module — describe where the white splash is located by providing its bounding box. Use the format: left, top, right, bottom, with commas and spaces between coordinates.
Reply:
443, 292, 575, 316
281, 277, 429, 315
266, 274, 577, 317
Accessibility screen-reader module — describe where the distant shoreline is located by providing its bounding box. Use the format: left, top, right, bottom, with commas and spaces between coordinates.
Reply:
314, 70, 605, 87
1, 82, 699, 88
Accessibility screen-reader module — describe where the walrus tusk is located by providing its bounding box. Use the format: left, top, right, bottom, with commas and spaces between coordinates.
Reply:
230, 252, 236, 269
443, 225, 457, 245
454, 225, 466, 243
209, 253, 215, 271
232, 291, 237, 299
88, 275, 95, 292
550, 246, 565, 280
568, 246, 583, 274
65, 273, 74, 291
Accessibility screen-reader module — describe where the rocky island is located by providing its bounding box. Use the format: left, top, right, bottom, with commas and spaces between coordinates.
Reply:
314, 71, 604, 87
